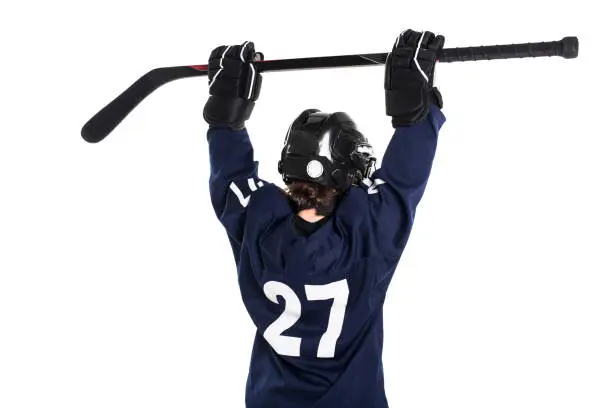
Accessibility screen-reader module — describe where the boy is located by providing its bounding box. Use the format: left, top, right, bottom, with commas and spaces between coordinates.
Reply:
204, 29, 446, 408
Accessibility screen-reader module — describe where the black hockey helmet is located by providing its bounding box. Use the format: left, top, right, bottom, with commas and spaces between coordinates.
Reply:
278, 109, 376, 191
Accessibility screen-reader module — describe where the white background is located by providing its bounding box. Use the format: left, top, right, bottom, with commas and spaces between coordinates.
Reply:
1, 1, 610, 407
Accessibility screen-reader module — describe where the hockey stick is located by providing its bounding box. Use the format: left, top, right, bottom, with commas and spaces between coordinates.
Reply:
82, 36, 579, 144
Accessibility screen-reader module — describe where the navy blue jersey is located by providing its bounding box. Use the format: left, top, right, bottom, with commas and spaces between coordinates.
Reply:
207, 105, 446, 408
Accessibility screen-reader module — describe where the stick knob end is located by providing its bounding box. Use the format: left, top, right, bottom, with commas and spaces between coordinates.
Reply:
561, 37, 579, 59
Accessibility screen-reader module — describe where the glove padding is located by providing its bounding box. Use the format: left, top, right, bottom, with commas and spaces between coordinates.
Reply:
385, 30, 445, 127
203, 41, 262, 130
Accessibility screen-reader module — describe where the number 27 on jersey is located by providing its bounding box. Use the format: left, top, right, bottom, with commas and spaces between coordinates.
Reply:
263, 279, 349, 359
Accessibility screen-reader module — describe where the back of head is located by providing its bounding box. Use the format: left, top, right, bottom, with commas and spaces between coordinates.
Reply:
279, 109, 376, 215
285, 180, 341, 216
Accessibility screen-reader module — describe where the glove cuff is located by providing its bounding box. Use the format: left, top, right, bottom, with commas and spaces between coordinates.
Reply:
203, 95, 255, 130
431, 87, 443, 109
386, 85, 430, 127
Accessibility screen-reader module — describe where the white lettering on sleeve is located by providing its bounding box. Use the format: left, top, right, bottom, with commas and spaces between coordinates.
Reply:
362, 178, 386, 195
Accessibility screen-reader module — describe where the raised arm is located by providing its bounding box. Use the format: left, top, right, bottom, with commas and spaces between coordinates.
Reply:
376, 103, 445, 202
208, 127, 266, 247
362, 29, 446, 259
204, 42, 265, 254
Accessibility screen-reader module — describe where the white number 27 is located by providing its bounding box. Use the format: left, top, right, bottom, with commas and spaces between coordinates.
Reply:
263, 279, 349, 359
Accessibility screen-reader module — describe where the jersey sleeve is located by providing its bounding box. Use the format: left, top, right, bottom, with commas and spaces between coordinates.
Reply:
207, 126, 269, 254
360, 104, 446, 259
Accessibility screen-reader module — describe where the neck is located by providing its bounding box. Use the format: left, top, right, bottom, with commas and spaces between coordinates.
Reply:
298, 208, 325, 223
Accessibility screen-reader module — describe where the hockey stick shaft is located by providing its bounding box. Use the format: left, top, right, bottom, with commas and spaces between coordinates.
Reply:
82, 37, 578, 143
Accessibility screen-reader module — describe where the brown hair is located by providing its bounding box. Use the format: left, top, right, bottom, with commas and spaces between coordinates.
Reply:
285, 181, 341, 216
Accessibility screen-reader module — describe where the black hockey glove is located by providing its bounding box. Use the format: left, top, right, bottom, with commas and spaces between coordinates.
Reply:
203, 41, 262, 130
385, 30, 445, 127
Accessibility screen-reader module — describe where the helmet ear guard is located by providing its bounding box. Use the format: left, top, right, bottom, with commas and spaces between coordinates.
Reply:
278, 155, 334, 185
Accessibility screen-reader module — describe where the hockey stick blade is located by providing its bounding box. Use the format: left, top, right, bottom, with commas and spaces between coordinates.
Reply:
82, 67, 204, 143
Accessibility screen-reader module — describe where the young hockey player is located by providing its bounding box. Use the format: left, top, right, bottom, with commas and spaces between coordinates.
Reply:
203, 29, 446, 408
